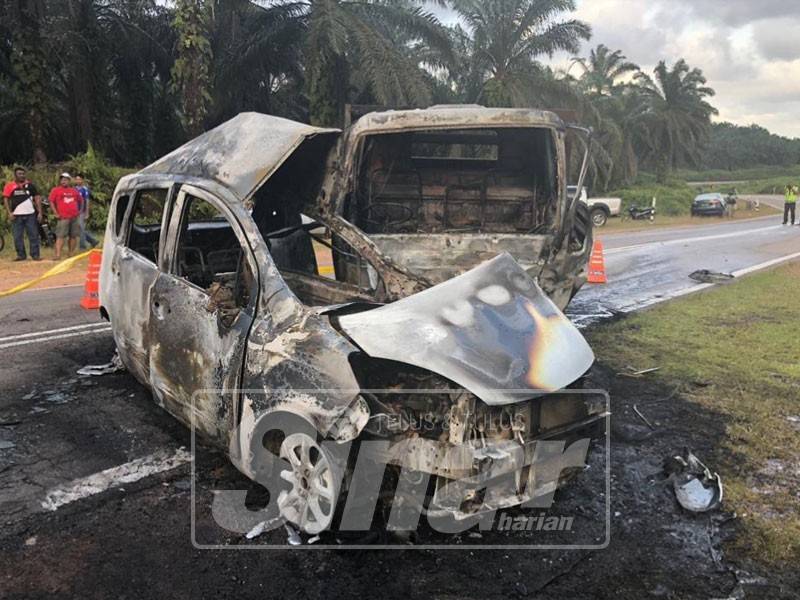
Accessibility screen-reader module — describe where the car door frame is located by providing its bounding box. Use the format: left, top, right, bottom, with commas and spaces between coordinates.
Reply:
105, 182, 176, 384
146, 183, 261, 444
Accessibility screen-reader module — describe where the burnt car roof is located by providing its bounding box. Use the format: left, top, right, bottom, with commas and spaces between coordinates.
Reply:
137, 112, 339, 202
347, 106, 565, 138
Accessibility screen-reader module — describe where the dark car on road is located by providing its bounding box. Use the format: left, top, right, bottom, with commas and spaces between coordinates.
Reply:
691, 193, 726, 217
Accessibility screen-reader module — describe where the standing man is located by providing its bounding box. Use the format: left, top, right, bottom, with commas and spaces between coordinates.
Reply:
2, 166, 42, 261
784, 185, 797, 226
49, 173, 82, 260
74, 174, 98, 249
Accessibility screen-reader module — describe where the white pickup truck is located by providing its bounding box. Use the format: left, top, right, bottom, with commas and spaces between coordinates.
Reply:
568, 186, 622, 227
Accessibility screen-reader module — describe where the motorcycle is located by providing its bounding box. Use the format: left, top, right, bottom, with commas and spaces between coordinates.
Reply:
38, 199, 56, 247
625, 204, 656, 221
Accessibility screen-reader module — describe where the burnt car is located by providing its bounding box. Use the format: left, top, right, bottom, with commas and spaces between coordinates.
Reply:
99, 112, 603, 534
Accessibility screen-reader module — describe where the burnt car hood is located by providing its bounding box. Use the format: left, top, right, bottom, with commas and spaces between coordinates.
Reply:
139, 112, 339, 202
335, 253, 594, 405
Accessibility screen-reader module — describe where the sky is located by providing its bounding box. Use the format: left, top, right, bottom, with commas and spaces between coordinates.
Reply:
427, 0, 800, 139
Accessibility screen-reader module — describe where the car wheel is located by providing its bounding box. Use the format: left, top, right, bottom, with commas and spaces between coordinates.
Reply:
277, 432, 342, 535
590, 208, 608, 227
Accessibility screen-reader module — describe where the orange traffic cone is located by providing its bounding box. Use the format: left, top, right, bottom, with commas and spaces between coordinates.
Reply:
80, 250, 102, 309
587, 240, 607, 284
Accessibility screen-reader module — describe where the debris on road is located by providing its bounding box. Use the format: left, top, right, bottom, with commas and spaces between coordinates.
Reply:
285, 524, 302, 546
245, 517, 285, 540
632, 405, 656, 431
0, 440, 16, 450
77, 351, 125, 377
664, 449, 723, 513
618, 366, 661, 378
689, 270, 735, 284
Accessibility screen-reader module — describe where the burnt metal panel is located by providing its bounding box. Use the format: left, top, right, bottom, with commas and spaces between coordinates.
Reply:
138, 113, 339, 202
365, 233, 550, 284
337, 253, 594, 406
347, 107, 564, 138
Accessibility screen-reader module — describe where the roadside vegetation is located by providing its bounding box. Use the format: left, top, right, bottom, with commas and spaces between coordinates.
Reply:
588, 264, 800, 566
0, 1, 795, 226
0, 0, 781, 191
0, 148, 131, 243
679, 164, 800, 183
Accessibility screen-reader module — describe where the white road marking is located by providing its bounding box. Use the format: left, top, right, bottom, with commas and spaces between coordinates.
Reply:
0, 322, 108, 343
0, 324, 112, 349
606, 224, 783, 255
731, 251, 800, 277
41, 448, 193, 512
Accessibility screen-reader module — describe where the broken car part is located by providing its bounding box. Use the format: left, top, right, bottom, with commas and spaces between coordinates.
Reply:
77, 351, 125, 377
689, 270, 735, 284
664, 449, 723, 513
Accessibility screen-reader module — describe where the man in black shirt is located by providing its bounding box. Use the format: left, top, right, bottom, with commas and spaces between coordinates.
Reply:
3, 167, 43, 261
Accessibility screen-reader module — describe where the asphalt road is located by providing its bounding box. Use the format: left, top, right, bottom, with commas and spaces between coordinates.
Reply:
569, 210, 800, 325
1, 213, 799, 598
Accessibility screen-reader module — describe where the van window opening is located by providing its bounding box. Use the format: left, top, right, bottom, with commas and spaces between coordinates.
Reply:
348, 127, 559, 235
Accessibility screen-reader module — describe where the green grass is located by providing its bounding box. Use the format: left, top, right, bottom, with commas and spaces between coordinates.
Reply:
588, 263, 800, 566
678, 164, 800, 183
608, 180, 697, 216
735, 177, 800, 195
609, 165, 800, 216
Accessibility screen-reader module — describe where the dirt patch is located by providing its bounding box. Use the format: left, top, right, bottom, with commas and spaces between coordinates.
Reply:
0, 254, 90, 292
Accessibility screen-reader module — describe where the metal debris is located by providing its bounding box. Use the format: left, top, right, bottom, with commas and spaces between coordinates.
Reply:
77, 352, 125, 377
618, 366, 661, 378
44, 392, 69, 404
284, 524, 302, 546
664, 449, 723, 513
632, 405, 656, 431
244, 517, 284, 540
689, 270, 735, 284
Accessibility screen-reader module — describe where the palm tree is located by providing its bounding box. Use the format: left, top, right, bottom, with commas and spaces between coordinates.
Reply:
263, 0, 453, 127
571, 44, 638, 96
209, 1, 307, 124
635, 59, 718, 180
171, 0, 214, 137
450, 0, 591, 107
3, 0, 50, 163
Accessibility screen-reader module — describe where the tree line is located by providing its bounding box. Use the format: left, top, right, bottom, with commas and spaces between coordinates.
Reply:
1, 0, 797, 191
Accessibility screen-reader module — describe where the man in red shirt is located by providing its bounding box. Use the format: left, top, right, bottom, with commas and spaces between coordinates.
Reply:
49, 173, 83, 259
